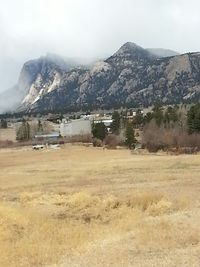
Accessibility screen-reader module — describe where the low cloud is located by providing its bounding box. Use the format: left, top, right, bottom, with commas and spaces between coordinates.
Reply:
0, 0, 200, 98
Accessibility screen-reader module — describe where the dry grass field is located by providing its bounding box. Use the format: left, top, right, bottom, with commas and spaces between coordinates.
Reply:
0, 128, 16, 142
0, 145, 200, 267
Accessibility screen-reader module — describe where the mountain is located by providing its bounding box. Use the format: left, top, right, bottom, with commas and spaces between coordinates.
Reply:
0, 54, 77, 113
147, 48, 180, 58
1, 42, 200, 114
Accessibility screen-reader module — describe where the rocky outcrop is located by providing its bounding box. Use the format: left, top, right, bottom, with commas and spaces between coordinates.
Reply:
3, 43, 200, 113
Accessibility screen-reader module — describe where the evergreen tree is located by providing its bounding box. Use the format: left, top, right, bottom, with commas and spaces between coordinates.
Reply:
187, 103, 200, 133
92, 122, 108, 141
110, 111, 120, 134
152, 104, 164, 126
125, 123, 137, 149
0, 119, 7, 129
144, 112, 153, 124
164, 106, 179, 124
133, 109, 144, 127
37, 120, 43, 133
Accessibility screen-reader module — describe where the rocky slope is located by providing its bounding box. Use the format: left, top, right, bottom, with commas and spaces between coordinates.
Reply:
0, 54, 76, 113
2, 42, 200, 113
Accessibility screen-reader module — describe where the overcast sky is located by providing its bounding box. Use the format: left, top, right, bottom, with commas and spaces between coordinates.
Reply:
1, 0, 200, 91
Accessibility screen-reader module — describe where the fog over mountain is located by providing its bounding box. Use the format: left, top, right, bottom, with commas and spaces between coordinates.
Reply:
146, 49, 180, 58
1, 0, 200, 87
1, 0, 200, 113
1, 41, 200, 114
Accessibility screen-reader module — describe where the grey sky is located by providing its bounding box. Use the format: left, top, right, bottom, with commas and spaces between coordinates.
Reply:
1, 0, 200, 91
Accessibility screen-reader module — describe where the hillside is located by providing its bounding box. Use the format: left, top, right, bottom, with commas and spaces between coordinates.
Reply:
1, 42, 200, 113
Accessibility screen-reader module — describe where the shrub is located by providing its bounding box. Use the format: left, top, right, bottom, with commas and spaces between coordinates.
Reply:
0, 140, 14, 148
16, 120, 30, 141
142, 121, 167, 152
142, 120, 200, 153
104, 134, 120, 149
65, 134, 93, 144
92, 138, 103, 147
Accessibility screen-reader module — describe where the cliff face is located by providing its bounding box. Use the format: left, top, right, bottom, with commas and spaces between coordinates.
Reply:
3, 42, 200, 113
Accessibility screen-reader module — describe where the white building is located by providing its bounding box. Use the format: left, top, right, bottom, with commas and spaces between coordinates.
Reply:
60, 118, 92, 137
93, 119, 113, 127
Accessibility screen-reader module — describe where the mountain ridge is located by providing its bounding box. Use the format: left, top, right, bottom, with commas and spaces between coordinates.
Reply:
1, 42, 200, 114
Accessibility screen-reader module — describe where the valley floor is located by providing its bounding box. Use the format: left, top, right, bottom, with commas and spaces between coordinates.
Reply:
0, 145, 200, 266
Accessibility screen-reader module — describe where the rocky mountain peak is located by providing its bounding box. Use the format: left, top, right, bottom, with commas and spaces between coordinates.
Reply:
106, 42, 155, 66
1, 42, 200, 114
116, 42, 143, 53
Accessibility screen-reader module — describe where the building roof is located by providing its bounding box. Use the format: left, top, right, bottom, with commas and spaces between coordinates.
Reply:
34, 132, 60, 139
94, 119, 113, 123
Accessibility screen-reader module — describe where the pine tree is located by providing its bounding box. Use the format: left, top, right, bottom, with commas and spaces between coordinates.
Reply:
92, 122, 108, 141
187, 103, 200, 133
133, 109, 144, 127
37, 120, 43, 133
164, 106, 178, 124
125, 123, 137, 149
110, 111, 120, 134
144, 112, 153, 124
152, 104, 164, 126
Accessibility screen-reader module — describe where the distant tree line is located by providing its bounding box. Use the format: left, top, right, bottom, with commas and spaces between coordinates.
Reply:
16, 119, 53, 141
142, 103, 200, 152
92, 103, 200, 151
9, 102, 200, 152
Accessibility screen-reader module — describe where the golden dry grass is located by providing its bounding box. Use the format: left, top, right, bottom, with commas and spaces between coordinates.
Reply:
0, 145, 200, 266
0, 128, 16, 142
